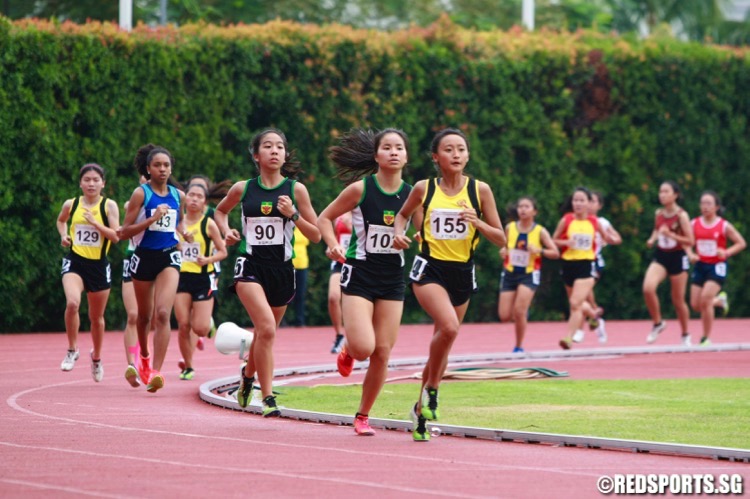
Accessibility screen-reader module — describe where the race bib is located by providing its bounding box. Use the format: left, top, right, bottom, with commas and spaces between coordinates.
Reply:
181, 242, 200, 262
340, 263, 353, 287
657, 233, 678, 250
409, 255, 428, 281
129, 254, 141, 274
509, 249, 530, 268
169, 250, 182, 267
431, 209, 468, 240
149, 209, 178, 233
74, 224, 101, 247
338, 233, 351, 249
715, 262, 727, 277
365, 225, 397, 254
571, 233, 593, 251
246, 217, 284, 246
696, 239, 718, 257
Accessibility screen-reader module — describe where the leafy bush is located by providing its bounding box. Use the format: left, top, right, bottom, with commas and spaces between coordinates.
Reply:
0, 17, 747, 332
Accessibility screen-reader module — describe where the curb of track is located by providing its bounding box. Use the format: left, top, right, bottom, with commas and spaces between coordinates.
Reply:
199, 343, 750, 463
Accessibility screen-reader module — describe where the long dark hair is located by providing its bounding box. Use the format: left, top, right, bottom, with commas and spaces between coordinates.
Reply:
249, 128, 301, 179
661, 180, 684, 205
329, 127, 410, 185
507, 195, 538, 222
79, 163, 105, 180
560, 186, 592, 214
183, 174, 232, 204
700, 190, 724, 216
430, 128, 469, 154
134, 143, 157, 179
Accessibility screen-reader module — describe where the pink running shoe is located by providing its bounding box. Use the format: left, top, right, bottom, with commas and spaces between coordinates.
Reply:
354, 414, 375, 436
146, 371, 164, 393
178, 359, 186, 371
138, 355, 151, 385
337, 346, 354, 377
196, 337, 205, 351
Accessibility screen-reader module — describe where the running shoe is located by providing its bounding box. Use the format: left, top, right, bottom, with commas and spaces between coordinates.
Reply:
716, 292, 729, 317
571, 329, 585, 343
146, 371, 164, 393
90, 350, 103, 382
178, 359, 186, 371
330, 334, 345, 354
681, 333, 692, 347
646, 321, 667, 344
354, 413, 376, 436
196, 337, 205, 351
60, 349, 79, 371
421, 387, 439, 421
410, 404, 430, 442
337, 346, 354, 377
237, 375, 255, 408
595, 318, 607, 344
262, 395, 281, 417
124, 364, 140, 388
138, 355, 151, 385
179, 368, 195, 380
587, 318, 599, 330
208, 317, 217, 339
699, 337, 712, 347
559, 337, 572, 350
512, 346, 525, 353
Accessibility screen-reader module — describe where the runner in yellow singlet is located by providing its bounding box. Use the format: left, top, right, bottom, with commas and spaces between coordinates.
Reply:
393, 128, 506, 442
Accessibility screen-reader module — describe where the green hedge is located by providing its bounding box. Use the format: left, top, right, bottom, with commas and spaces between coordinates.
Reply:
1, 17, 748, 332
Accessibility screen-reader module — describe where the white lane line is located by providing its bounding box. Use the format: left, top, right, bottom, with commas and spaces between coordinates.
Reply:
0, 478, 137, 499
0, 441, 492, 498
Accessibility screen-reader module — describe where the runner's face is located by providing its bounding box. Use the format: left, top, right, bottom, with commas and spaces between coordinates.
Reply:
186, 186, 207, 213
375, 132, 407, 171
589, 195, 601, 215
79, 171, 104, 196
254, 133, 285, 171
148, 153, 172, 183
699, 194, 717, 217
572, 191, 589, 215
432, 134, 469, 174
658, 183, 676, 206
516, 199, 536, 221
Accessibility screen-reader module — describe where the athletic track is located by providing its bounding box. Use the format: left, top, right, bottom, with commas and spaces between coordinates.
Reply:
2, 319, 749, 498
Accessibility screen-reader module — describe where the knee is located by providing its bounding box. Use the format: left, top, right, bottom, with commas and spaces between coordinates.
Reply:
153, 308, 170, 327
499, 309, 513, 323
368, 344, 391, 365
513, 305, 527, 321
126, 311, 138, 326
700, 296, 714, 311
437, 321, 460, 343
642, 283, 656, 295
89, 316, 105, 330
65, 300, 80, 315
192, 325, 210, 337
178, 324, 192, 339
253, 323, 276, 343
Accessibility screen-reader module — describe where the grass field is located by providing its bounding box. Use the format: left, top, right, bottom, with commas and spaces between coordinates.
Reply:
277, 378, 750, 449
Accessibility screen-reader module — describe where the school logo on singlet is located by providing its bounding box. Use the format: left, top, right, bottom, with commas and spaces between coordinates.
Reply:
383, 210, 395, 226
261, 202, 273, 215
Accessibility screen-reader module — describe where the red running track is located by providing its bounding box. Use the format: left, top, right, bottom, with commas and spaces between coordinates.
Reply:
1, 318, 749, 498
